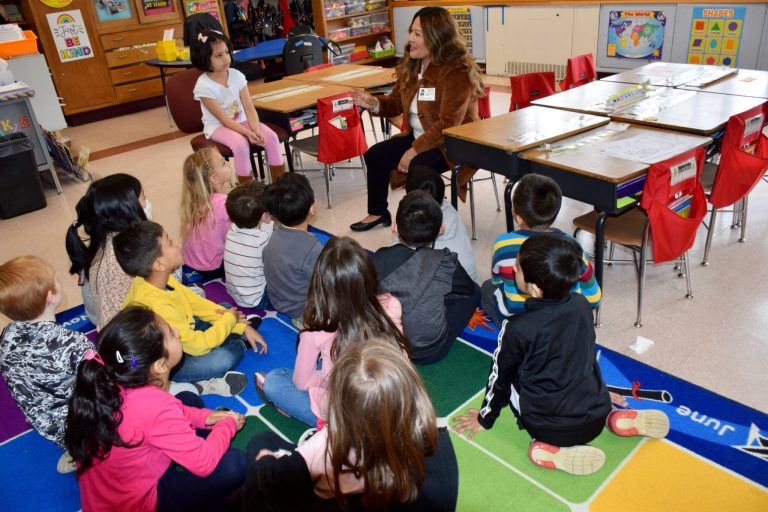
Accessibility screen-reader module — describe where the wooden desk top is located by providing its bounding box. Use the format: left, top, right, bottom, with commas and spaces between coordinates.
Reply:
443, 106, 609, 153
678, 69, 768, 99
608, 89, 765, 135
532, 80, 665, 115
520, 125, 711, 184
285, 64, 396, 89
248, 80, 352, 113
601, 62, 722, 87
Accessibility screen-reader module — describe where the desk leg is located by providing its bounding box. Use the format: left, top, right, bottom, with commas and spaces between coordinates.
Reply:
160, 67, 172, 127
284, 139, 295, 173
450, 164, 460, 209
504, 178, 517, 232
593, 211, 607, 327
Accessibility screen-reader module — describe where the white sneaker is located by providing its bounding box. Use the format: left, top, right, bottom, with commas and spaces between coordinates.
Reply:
188, 284, 206, 298
194, 371, 247, 396
56, 451, 76, 474
575, 230, 596, 260
298, 428, 318, 447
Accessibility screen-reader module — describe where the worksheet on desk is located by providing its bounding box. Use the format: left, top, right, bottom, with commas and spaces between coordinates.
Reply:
598, 132, 704, 164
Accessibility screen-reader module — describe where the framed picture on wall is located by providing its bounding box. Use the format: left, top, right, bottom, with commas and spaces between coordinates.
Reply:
136, 0, 179, 24
92, 0, 136, 29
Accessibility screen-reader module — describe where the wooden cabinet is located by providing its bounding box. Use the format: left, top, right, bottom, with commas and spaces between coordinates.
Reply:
311, 0, 393, 65
22, 0, 185, 115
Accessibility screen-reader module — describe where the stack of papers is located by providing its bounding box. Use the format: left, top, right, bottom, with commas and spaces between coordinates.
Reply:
0, 24, 24, 43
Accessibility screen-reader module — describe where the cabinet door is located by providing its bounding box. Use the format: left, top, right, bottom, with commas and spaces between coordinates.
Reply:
25, 0, 116, 114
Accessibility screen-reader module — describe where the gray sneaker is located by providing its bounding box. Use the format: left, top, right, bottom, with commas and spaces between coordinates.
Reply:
194, 371, 247, 396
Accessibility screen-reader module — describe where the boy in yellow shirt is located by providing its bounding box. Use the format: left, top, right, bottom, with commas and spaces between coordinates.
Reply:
114, 220, 266, 395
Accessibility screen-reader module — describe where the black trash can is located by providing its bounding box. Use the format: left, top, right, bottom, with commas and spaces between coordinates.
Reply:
0, 133, 47, 219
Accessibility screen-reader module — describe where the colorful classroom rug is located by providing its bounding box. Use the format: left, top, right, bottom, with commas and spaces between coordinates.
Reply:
1, 228, 766, 511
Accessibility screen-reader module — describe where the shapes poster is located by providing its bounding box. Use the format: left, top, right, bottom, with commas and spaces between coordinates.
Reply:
45, 9, 94, 63
607, 11, 667, 60
688, 6, 745, 67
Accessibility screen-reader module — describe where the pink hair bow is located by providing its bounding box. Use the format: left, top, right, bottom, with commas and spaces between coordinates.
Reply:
84, 348, 105, 366
198, 33, 208, 43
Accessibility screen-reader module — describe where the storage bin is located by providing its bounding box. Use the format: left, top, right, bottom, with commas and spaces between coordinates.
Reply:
365, 0, 386, 11
0, 31, 38, 60
155, 40, 177, 61
0, 133, 46, 219
348, 14, 371, 37
177, 46, 190, 60
370, 12, 388, 33
344, 0, 366, 15
328, 27, 351, 42
331, 54, 350, 65
337, 42, 355, 55
368, 47, 395, 59
325, 1, 345, 18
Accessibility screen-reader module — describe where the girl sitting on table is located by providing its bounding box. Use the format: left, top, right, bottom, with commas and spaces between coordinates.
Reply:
349, 6, 485, 232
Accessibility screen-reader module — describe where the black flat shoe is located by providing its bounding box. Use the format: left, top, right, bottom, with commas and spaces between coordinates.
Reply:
350, 212, 391, 232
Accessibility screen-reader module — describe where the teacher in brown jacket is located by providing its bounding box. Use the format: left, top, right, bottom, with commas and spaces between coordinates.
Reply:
349, 6, 485, 232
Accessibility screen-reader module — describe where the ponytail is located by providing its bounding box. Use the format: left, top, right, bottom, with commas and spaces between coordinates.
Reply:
64, 307, 167, 474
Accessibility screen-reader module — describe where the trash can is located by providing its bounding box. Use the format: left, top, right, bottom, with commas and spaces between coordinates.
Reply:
0, 133, 46, 219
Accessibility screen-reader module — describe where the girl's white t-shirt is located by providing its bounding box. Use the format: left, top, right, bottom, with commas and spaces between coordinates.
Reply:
193, 68, 248, 138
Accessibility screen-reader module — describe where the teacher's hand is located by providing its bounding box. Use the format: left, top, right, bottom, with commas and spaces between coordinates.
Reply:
350, 88, 377, 111
397, 148, 417, 174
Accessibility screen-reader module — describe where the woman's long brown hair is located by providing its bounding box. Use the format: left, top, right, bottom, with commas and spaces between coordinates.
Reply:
326, 340, 438, 508
302, 236, 410, 360
396, 6, 485, 98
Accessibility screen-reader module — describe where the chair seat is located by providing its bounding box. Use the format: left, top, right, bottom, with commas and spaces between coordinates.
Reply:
190, 135, 235, 157
263, 122, 289, 142
289, 135, 319, 157
701, 161, 717, 193
573, 207, 648, 247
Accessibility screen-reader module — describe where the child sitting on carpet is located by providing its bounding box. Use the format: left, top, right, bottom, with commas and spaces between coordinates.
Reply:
454, 234, 669, 475
405, 165, 477, 282
180, 147, 236, 279
244, 340, 459, 511
114, 220, 266, 395
262, 173, 323, 323
0, 255, 92, 474
224, 180, 273, 309
255, 236, 407, 427
65, 307, 247, 511
481, 173, 601, 326
373, 191, 480, 364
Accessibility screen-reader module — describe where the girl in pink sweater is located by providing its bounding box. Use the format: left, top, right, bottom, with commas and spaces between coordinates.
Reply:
65, 307, 247, 512
180, 147, 236, 276
256, 236, 409, 427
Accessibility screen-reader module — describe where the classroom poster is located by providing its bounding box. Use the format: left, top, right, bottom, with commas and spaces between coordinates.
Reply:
92, 0, 132, 22
687, 6, 745, 67
45, 9, 94, 63
448, 7, 473, 55
606, 10, 667, 60
184, 0, 223, 22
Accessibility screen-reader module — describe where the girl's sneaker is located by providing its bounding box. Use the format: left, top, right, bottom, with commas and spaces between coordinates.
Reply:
607, 409, 670, 439
528, 440, 605, 475
298, 428, 318, 447
194, 371, 248, 396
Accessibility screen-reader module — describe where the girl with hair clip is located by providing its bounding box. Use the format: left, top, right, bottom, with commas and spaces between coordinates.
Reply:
191, 29, 285, 183
256, 236, 408, 428
349, 6, 485, 232
65, 173, 151, 329
244, 340, 459, 511
180, 147, 236, 276
65, 306, 248, 512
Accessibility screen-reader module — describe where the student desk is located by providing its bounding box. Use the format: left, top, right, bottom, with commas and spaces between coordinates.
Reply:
443, 106, 609, 229
248, 80, 353, 172
519, 124, 711, 290
678, 68, 768, 100
601, 62, 723, 87
532, 80, 668, 116
284, 64, 396, 90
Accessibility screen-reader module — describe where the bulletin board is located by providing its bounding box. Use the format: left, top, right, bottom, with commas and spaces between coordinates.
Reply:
686, 6, 745, 67
448, 7, 473, 55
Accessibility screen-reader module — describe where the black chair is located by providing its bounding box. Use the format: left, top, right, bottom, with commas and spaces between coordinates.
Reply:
283, 34, 324, 75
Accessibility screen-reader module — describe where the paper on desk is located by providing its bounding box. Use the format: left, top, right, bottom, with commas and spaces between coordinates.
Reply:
599, 131, 704, 164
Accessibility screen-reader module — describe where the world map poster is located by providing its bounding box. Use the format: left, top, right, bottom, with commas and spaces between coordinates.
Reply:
607, 11, 667, 60
687, 7, 745, 67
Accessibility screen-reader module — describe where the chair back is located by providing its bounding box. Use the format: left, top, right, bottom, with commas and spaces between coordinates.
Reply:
477, 86, 492, 119
317, 93, 368, 164
284, 34, 324, 75
509, 72, 556, 111
304, 63, 334, 73
560, 53, 595, 91
166, 68, 205, 134
639, 147, 707, 263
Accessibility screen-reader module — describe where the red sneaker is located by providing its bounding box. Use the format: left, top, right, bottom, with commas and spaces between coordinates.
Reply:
607, 409, 670, 439
527, 440, 605, 475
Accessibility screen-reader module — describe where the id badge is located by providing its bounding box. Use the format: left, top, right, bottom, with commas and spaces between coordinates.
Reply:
418, 87, 436, 101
